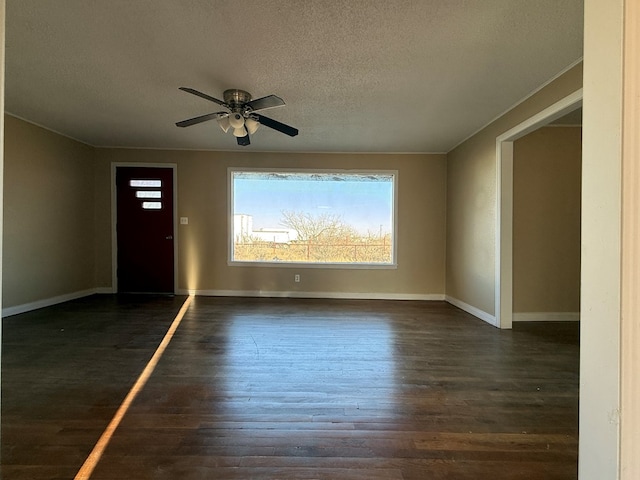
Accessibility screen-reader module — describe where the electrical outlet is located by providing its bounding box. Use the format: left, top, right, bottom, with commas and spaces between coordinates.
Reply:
294, 274, 300, 283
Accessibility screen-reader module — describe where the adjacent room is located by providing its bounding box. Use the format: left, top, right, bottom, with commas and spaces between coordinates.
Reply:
2, 1, 638, 479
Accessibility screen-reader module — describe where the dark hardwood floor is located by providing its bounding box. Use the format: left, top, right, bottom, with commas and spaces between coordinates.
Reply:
2, 296, 579, 479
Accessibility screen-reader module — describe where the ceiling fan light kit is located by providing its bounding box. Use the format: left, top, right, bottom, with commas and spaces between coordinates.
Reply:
232, 126, 248, 138
228, 112, 244, 129
245, 117, 260, 135
176, 87, 298, 146
216, 116, 231, 133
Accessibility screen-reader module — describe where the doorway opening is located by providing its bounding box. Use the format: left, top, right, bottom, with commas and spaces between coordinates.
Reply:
495, 89, 583, 329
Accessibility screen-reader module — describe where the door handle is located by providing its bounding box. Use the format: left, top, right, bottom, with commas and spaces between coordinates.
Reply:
166, 235, 173, 240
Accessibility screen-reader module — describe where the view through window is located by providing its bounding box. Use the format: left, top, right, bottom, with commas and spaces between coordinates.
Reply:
229, 169, 396, 266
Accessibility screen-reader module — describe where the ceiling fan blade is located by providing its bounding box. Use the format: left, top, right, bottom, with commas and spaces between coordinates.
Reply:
179, 87, 228, 107
253, 113, 299, 137
246, 94, 285, 112
175, 111, 228, 128
237, 134, 251, 146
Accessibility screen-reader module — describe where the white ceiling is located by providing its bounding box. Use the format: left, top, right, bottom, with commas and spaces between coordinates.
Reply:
5, 0, 584, 153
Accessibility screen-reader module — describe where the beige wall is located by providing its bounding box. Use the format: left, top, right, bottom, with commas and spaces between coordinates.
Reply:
513, 126, 581, 315
3, 115, 95, 308
94, 149, 447, 298
3, 117, 447, 309
445, 63, 583, 316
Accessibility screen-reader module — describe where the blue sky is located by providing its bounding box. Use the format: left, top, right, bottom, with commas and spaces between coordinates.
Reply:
232, 172, 394, 235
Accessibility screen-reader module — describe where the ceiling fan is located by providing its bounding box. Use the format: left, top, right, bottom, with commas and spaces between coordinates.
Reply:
176, 87, 299, 146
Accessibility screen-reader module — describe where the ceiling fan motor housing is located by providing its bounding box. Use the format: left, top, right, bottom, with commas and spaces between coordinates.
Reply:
223, 89, 252, 108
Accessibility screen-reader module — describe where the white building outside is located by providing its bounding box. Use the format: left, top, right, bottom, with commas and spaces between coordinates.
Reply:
233, 214, 298, 243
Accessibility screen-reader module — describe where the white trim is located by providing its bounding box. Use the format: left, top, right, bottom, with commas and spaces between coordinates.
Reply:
495, 88, 583, 330
227, 261, 398, 269
0, 1, 5, 338
5, 112, 92, 147
95, 287, 115, 294
2, 116, 445, 156
497, 89, 584, 143
2, 288, 101, 318
445, 295, 498, 327
111, 163, 178, 294
496, 140, 514, 330
513, 312, 580, 322
177, 289, 444, 302
96, 146, 447, 155
450, 58, 584, 152
227, 168, 399, 268
621, 0, 640, 475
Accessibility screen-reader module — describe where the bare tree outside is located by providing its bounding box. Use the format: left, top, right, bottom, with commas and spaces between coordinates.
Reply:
234, 210, 392, 263
280, 210, 357, 242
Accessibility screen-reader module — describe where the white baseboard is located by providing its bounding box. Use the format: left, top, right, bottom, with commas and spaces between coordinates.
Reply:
2, 288, 445, 318
2, 288, 108, 318
176, 289, 445, 302
445, 295, 498, 327
513, 311, 580, 322
94, 287, 115, 294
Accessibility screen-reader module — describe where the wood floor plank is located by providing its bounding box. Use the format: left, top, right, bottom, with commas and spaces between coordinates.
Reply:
2, 296, 579, 479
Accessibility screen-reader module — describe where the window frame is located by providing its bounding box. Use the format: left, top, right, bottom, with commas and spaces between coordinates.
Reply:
228, 167, 398, 269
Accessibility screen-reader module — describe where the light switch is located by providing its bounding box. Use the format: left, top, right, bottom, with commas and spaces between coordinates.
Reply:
180, 217, 189, 225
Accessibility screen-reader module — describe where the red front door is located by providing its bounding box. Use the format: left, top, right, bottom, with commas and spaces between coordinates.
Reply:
116, 166, 174, 293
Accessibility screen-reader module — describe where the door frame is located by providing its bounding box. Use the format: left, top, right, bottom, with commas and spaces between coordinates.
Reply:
495, 89, 582, 329
111, 163, 178, 294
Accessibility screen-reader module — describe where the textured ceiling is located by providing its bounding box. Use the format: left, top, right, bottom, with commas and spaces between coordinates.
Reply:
5, 0, 584, 153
